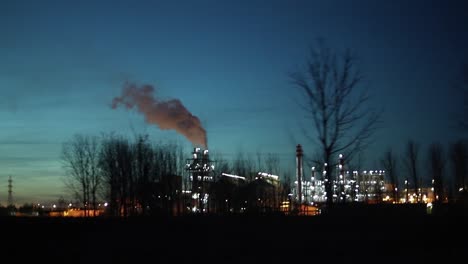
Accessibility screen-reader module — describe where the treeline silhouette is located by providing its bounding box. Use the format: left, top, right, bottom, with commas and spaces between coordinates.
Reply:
380, 139, 468, 206
58, 133, 291, 218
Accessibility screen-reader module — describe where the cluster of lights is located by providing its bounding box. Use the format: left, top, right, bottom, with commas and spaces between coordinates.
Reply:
292, 153, 390, 204
256, 172, 279, 181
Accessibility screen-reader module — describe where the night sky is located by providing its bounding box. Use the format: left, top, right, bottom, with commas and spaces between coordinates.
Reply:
1, 0, 467, 205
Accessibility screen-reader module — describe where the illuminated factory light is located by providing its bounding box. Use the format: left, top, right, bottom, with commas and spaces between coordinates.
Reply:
257, 172, 279, 180
221, 173, 246, 180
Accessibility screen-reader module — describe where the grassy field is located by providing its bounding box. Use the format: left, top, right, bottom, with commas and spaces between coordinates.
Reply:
1, 203, 466, 263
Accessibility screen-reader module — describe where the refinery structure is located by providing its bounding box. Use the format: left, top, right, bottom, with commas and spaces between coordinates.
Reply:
293, 144, 387, 206
178, 145, 417, 216
182, 147, 284, 214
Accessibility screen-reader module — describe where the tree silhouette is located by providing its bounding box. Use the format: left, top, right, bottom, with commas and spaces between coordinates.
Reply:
450, 140, 468, 199
62, 134, 101, 216
457, 63, 468, 130
289, 40, 381, 206
99, 134, 133, 217
381, 149, 399, 202
427, 142, 445, 204
403, 140, 420, 203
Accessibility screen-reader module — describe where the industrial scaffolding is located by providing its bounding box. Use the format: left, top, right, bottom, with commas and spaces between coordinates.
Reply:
185, 147, 215, 213
293, 151, 386, 206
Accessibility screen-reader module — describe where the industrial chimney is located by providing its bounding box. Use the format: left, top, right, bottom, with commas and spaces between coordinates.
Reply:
296, 144, 303, 208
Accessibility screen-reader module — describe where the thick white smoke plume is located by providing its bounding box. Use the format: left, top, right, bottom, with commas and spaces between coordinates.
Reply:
112, 82, 207, 148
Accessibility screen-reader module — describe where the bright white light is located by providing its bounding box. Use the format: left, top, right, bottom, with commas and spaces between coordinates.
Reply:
339, 154, 343, 159
221, 173, 246, 180
258, 172, 279, 180
53, 204, 56, 208
203, 150, 209, 155
104, 202, 108, 207
312, 166, 315, 171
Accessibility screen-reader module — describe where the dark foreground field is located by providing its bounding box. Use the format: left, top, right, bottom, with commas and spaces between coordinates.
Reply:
1, 204, 467, 264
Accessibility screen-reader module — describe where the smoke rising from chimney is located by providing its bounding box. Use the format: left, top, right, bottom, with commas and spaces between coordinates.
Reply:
112, 82, 207, 148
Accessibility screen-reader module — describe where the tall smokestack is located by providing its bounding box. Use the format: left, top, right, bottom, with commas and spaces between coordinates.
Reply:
296, 144, 303, 208
112, 81, 207, 148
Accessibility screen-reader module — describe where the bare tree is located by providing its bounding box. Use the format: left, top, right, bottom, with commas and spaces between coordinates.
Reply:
264, 153, 280, 175
233, 150, 254, 180
403, 140, 420, 202
289, 40, 381, 205
133, 134, 155, 215
428, 142, 445, 203
62, 134, 101, 217
450, 140, 468, 197
256, 150, 263, 173
456, 63, 468, 130
99, 134, 133, 217
210, 151, 231, 175
152, 142, 181, 216
381, 149, 398, 202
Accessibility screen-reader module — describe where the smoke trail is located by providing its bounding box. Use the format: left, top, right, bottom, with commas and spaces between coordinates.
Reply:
112, 82, 207, 148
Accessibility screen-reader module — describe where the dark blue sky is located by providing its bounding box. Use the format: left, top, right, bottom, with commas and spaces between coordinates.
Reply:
1, 0, 467, 205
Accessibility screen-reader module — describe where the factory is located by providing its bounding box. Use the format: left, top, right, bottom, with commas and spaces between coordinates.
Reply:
181, 145, 390, 216
182, 147, 284, 214
292, 144, 387, 208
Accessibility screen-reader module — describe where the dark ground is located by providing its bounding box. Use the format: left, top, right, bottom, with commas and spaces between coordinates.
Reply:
1, 203, 466, 264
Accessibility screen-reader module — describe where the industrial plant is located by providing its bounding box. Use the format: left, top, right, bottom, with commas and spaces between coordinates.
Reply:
177, 144, 435, 217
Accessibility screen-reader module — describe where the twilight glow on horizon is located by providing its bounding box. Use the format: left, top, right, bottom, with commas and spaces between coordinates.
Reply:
1, 0, 467, 205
